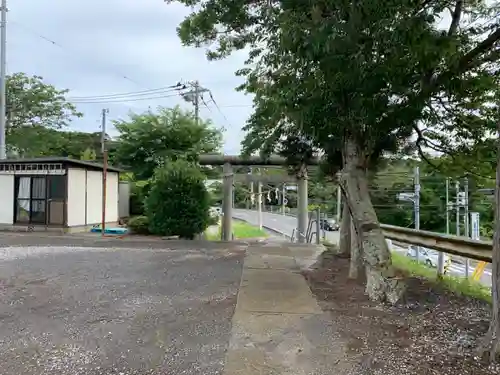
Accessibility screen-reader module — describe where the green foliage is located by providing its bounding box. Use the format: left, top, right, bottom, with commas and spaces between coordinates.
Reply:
6, 126, 111, 160
129, 180, 151, 216
145, 160, 211, 239
80, 148, 97, 161
207, 214, 219, 226
127, 216, 150, 235
209, 180, 249, 208
112, 106, 222, 180
205, 221, 268, 241
391, 252, 491, 303
169, 0, 500, 183
7, 73, 82, 131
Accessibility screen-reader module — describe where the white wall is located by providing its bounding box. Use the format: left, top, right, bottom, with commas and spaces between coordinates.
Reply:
105, 171, 119, 223
86, 170, 102, 225
118, 182, 130, 218
67, 168, 120, 226
67, 168, 87, 226
0, 174, 14, 224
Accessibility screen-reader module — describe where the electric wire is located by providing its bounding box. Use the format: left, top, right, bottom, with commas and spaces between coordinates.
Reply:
70, 92, 183, 104
67, 84, 183, 101
11, 20, 149, 90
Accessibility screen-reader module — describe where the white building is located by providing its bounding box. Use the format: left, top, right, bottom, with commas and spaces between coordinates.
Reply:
0, 157, 126, 233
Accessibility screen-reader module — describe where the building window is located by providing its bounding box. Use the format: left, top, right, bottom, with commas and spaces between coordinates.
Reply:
14, 175, 66, 225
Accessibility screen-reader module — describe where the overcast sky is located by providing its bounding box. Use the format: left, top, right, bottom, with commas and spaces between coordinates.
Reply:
9, 0, 253, 154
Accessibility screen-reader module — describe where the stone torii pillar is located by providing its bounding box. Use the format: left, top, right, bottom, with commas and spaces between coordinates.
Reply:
296, 165, 308, 243
222, 162, 233, 241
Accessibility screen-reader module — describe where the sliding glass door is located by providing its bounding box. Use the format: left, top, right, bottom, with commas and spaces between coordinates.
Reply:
14, 175, 65, 225
15, 177, 31, 223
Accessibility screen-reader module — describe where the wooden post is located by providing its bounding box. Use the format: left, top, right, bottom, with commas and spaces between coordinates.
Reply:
102, 149, 108, 236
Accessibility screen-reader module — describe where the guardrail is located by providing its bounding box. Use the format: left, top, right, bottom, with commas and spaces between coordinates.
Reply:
254, 208, 493, 263
380, 224, 492, 262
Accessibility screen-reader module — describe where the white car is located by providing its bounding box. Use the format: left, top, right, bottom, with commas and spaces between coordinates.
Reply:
406, 245, 451, 268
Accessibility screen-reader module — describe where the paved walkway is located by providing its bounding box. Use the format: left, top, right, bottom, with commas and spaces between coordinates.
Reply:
223, 242, 346, 374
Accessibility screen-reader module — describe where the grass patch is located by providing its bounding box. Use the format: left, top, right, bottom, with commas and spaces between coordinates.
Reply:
391, 252, 491, 303
205, 221, 268, 241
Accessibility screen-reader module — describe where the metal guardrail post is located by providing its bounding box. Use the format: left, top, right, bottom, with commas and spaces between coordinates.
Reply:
308, 231, 317, 243
306, 216, 315, 240
315, 208, 321, 244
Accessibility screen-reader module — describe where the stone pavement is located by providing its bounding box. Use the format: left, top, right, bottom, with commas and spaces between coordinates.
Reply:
223, 242, 349, 374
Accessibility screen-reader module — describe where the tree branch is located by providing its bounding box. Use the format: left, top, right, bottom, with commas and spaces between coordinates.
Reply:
447, 0, 463, 37
432, 27, 500, 89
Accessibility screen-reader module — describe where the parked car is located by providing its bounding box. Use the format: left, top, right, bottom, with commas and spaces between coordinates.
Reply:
406, 245, 451, 268
319, 218, 339, 231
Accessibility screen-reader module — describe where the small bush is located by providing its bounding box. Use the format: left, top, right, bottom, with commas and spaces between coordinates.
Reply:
128, 215, 150, 234
207, 214, 219, 226
145, 160, 211, 239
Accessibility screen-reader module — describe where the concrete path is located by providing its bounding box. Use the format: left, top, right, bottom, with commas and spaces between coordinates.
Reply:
223, 242, 350, 374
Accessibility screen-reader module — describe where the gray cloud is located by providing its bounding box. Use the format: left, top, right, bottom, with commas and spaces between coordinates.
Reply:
8, 0, 252, 153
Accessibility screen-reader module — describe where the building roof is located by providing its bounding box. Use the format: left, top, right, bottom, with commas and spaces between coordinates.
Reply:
0, 157, 124, 173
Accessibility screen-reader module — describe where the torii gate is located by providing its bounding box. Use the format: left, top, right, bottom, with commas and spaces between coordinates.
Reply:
198, 154, 319, 242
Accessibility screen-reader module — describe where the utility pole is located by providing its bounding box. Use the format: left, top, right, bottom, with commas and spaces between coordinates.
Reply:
464, 177, 470, 277
336, 183, 341, 223
257, 178, 263, 230
249, 167, 254, 210
455, 180, 460, 237
193, 80, 199, 125
414, 166, 420, 262
282, 183, 286, 216
0, 0, 7, 159
180, 80, 209, 125
101, 108, 109, 236
438, 178, 449, 276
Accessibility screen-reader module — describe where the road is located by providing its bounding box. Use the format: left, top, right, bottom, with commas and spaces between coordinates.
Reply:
232, 208, 340, 244
0, 236, 245, 375
233, 209, 492, 287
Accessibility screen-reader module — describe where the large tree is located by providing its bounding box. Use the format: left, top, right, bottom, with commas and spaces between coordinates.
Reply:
112, 106, 223, 180
6, 73, 82, 131
168, 0, 500, 303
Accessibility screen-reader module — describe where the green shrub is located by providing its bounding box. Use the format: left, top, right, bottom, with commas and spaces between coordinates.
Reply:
129, 180, 151, 216
207, 214, 219, 226
128, 215, 150, 234
145, 160, 211, 239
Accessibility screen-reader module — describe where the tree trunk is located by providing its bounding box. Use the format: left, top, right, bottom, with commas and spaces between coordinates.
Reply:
340, 137, 405, 304
479, 120, 500, 362
339, 194, 351, 256
348, 215, 364, 279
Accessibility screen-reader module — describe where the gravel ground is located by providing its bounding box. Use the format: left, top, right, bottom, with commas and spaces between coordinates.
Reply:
0, 235, 246, 375
302, 251, 500, 375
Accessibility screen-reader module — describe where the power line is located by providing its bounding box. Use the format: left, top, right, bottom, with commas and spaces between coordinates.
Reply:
67, 84, 183, 101
71, 92, 182, 104
11, 20, 148, 90
207, 91, 232, 129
